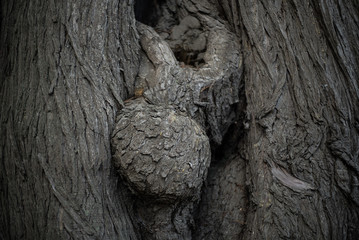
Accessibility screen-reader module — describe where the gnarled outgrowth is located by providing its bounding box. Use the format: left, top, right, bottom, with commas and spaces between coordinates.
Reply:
111, 98, 210, 239
2, 0, 357, 239
136, 18, 243, 145
111, 98, 211, 202
111, 1, 244, 238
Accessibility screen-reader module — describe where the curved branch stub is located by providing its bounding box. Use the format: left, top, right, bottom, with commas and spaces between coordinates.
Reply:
136, 21, 243, 144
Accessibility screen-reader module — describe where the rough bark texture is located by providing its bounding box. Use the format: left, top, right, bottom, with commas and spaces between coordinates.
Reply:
1, 0, 359, 239
1, 0, 140, 239
236, 1, 359, 239
111, 98, 211, 202
111, 1, 243, 238
111, 98, 211, 239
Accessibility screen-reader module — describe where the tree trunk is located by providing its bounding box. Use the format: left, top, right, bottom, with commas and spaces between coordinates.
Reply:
1, 0, 140, 239
235, 0, 359, 239
1, 0, 358, 240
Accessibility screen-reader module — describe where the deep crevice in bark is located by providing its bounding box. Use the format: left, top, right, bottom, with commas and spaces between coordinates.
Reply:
2, 0, 359, 239
134, 0, 167, 27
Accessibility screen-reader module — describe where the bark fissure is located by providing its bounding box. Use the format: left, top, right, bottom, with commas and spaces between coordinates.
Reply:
1, 0, 359, 239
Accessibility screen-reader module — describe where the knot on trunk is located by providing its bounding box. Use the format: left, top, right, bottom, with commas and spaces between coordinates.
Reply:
111, 98, 211, 202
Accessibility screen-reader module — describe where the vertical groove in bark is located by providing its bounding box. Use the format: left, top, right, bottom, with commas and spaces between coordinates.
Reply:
1, 0, 140, 239
235, 0, 359, 239
1, 0, 358, 239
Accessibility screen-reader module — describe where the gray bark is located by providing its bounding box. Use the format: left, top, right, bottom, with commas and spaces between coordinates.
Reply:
111, 2, 243, 238
1, 0, 140, 239
216, 0, 359, 239
1, 0, 359, 239
111, 98, 211, 239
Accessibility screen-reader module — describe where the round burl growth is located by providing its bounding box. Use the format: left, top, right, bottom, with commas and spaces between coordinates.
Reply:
111, 98, 211, 202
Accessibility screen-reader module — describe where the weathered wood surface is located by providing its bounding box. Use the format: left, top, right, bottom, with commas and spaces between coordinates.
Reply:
1, 0, 358, 239
0, 1, 140, 239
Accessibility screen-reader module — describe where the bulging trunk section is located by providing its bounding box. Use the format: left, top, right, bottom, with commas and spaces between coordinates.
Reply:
1, 0, 358, 239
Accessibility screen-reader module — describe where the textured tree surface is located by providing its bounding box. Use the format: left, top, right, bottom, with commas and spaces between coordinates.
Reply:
111, 98, 211, 239
111, 98, 210, 200
236, 1, 359, 239
111, 1, 243, 237
1, 0, 359, 240
0, 1, 140, 239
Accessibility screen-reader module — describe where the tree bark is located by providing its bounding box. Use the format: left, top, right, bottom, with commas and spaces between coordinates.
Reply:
1, 0, 140, 239
211, 0, 359, 239
1, 0, 359, 239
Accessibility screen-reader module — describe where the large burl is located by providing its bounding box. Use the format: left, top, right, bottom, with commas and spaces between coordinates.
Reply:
111, 5, 242, 238
111, 98, 210, 202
